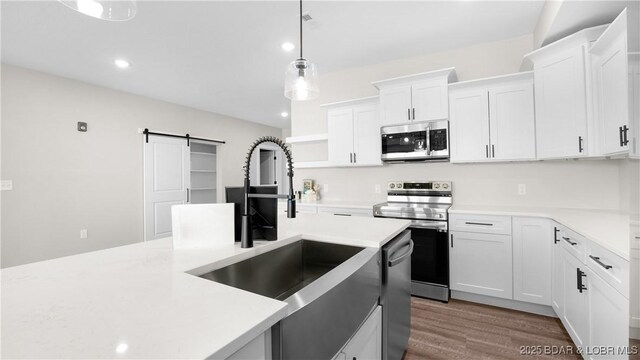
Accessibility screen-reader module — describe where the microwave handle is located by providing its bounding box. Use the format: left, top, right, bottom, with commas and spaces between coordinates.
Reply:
425, 127, 431, 155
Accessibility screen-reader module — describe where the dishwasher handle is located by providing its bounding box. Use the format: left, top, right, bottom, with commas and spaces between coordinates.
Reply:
388, 240, 414, 267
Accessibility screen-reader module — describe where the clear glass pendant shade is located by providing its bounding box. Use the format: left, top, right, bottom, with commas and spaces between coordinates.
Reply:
284, 58, 319, 101
58, 0, 137, 21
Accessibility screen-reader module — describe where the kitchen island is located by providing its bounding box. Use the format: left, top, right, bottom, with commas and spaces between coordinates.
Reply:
1, 214, 410, 359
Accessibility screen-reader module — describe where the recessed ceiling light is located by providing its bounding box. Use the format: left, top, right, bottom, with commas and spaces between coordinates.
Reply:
281, 42, 295, 52
114, 59, 130, 69
281, 112, 289, 118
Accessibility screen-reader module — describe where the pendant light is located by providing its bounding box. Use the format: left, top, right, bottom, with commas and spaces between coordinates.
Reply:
58, 0, 137, 21
284, 0, 319, 101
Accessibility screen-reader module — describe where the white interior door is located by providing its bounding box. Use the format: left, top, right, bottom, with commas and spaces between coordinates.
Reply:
144, 135, 189, 241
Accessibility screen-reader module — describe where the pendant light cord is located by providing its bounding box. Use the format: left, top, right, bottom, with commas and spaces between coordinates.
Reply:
299, 0, 303, 59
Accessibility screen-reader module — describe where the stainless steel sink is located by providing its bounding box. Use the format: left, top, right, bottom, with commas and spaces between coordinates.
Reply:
196, 239, 381, 360
198, 240, 365, 300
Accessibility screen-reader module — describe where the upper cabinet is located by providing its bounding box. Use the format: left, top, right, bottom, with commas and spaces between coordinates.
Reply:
590, 9, 633, 157
372, 68, 457, 126
630, 53, 640, 158
449, 72, 536, 163
323, 97, 382, 167
524, 25, 607, 160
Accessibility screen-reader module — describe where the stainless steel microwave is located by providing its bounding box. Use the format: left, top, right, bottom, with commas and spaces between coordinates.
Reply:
381, 120, 449, 162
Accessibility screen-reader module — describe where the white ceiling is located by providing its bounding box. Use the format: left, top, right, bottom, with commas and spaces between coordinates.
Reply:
1, 1, 545, 128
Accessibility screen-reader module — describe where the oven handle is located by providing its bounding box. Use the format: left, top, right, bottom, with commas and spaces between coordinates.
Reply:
388, 240, 414, 267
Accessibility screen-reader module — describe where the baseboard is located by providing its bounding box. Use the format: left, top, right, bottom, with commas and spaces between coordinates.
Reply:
451, 290, 557, 317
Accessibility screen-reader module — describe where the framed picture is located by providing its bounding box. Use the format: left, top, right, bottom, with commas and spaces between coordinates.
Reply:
302, 179, 314, 194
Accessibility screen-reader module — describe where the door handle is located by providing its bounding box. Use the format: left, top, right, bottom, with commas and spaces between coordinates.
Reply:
333, 213, 352, 217
186, 188, 190, 203
622, 125, 630, 146
589, 255, 613, 270
354, 153, 357, 163
578, 136, 584, 153
389, 240, 414, 267
620, 126, 625, 147
554, 227, 560, 244
407, 108, 411, 121
485, 145, 489, 158
350, 153, 353, 163
465, 221, 493, 226
563, 236, 577, 246
450, 233, 454, 248
491, 144, 495, 158
412, 108, 415, 120
576, 268, 587, 293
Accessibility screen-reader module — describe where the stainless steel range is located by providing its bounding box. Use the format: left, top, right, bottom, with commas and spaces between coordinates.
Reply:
374, 181, 452, 302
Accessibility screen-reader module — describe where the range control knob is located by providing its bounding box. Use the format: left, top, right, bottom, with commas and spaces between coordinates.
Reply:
389, 183, 395, 189
434, 183, 440, 189
442, 183, 449, 189
397, 183, 403, 189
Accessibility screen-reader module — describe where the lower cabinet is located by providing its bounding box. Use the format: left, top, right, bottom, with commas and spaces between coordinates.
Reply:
333, 306, 382, 360
512, 217, 552, 305
226, 331, 269, 360
317, 206, 373, 217
551, 223, 565, 315
585, 266, 629, 360
449, 230, 513, 299
561, 247, 590, 349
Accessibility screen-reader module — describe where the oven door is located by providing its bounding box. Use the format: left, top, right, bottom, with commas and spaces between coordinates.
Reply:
407, 220, 450, 302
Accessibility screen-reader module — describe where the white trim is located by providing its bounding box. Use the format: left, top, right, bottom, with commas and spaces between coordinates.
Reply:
451, 290, 557, 317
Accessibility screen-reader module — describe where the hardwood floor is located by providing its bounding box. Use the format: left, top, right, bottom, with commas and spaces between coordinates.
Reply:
403, 297, 582, 360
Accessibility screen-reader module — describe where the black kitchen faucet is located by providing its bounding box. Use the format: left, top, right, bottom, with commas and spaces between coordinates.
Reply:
241, 136, 296, 248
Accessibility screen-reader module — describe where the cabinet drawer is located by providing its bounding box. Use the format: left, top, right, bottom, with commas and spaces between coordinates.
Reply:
317, 207, 372, 217
586, 240, 629, 298
558, 225, 587, 263
449, 214, 511, 235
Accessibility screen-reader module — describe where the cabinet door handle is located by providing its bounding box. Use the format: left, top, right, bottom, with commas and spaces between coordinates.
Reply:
485, 145, 489, 158
450, 234, 454, 248
412, 108, 415, 120
589, 255, 613, 270
620, 126, 625, 147
354, 153, 357, 163
576, 268, 587, 293
407, 108, 411, 121
333, 213, 352, 217
465, 221, 493, 226
578, 136, 584, 153
563, 236, 577, 246
491, 144, 495, 158
350, 153, 353, 163
623, 125, 630, 146
186, 188, 190, 203
554, 227, 560, 244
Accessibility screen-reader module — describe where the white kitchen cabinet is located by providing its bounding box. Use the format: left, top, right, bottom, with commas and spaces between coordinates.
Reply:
372, 68, 457, 126
512, 217, 552, 306
585, 266, 629, 360
449, 72, 535, 163
631, 54, 640, 158
551, 223, 565, 315
524, 25, 607, 159
226, 331, 269, 360
317, 206, 372, 217
449, 231, 513, 300
325, 97, 382, 167
561, 247, 590, 349
333, 306, 382, 360
590, 9, 630, 156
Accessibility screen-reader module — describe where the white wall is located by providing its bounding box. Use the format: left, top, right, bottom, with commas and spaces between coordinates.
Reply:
1, 65, 282, 268
290, 34, 622, 210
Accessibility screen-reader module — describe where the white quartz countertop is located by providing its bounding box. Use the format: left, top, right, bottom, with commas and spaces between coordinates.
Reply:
449, 205, 630, 260
285, 199, 379, 210
1, 214, 409, 359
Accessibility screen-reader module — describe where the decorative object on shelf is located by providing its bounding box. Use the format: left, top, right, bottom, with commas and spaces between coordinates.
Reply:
302, 179, 314, 194
284, 0, 319, 101
311, 184, 321, 201
58, 0, 137, 21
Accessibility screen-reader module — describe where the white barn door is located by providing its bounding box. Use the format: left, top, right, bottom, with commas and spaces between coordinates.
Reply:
144, 135, 189, 240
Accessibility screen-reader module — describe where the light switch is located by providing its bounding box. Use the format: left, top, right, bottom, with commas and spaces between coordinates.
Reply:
323, 183, 329, 193
80, 229, 88, 239
1, 180, 13, 191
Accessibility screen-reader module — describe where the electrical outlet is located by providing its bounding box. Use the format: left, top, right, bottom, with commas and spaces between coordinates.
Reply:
323, 183, 329, 193
80, 229, 88, 239
1, 180, 13, 191
518, 184, 526, 195
374, 184, 381, 194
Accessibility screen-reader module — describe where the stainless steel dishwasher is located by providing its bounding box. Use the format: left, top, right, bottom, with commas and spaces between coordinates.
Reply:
381, 230, 413, 360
